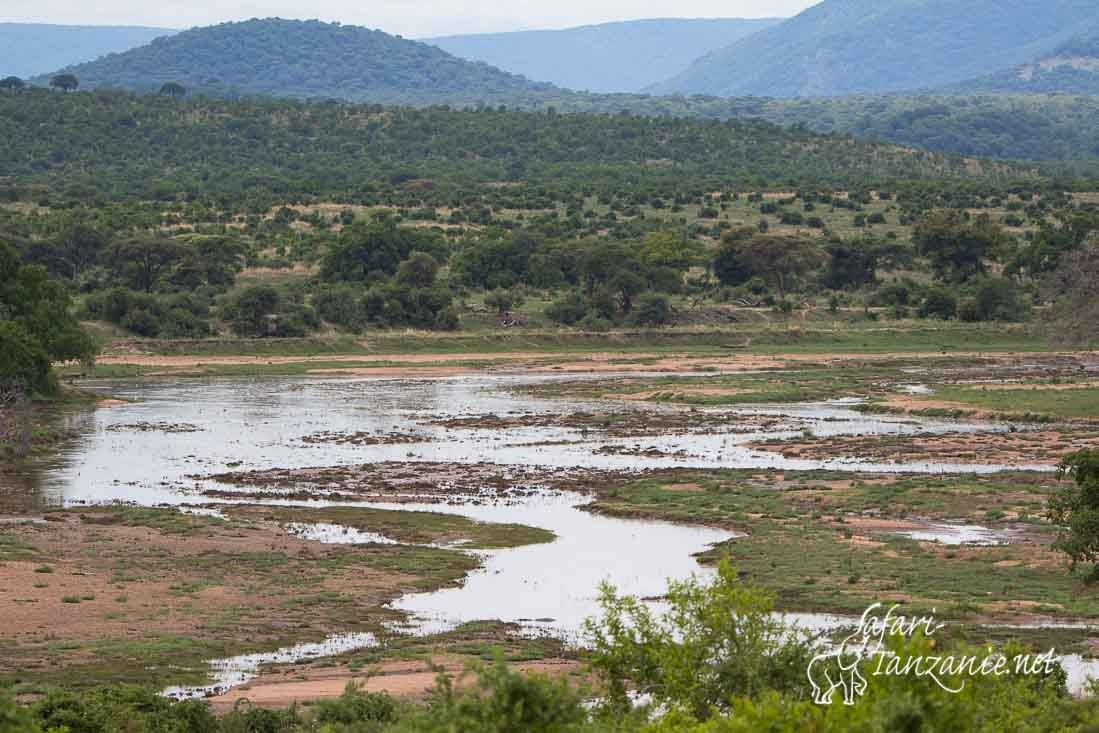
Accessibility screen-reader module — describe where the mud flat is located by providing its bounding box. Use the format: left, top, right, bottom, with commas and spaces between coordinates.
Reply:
3, 368, 1098, 699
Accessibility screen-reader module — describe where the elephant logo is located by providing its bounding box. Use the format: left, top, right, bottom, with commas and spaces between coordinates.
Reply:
807, 627, 875, 705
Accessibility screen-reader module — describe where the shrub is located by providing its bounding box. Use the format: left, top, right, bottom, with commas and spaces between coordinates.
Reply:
584, 559, 813, 721
968, 278, 1031, 322
545, 291, 588, 326
919, 288, 958, 320
631, 294, 672, 326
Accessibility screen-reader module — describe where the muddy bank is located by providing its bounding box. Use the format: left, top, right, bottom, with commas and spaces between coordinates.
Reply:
201, 461, 618, 504
750, 427, 1099, 466
0, 506, 505, 689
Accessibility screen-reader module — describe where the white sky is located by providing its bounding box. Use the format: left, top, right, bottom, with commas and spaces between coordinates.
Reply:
0, 1, 817, 38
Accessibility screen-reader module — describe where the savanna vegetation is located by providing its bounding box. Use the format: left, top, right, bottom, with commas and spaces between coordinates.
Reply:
1, 562, 1097, 732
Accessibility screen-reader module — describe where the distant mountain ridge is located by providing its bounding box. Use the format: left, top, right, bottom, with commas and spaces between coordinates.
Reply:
37, 18, 561, 105
651, 0, 1099, 97
0, 23, 176, 79
426, 18, 782, 93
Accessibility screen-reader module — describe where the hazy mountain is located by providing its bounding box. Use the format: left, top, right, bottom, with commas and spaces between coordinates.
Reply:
651, 0, 1099, 98
947, 36, 1099, 95
37, 18, 561, 105
426, 18, 782, 93
0, 22, 176, 79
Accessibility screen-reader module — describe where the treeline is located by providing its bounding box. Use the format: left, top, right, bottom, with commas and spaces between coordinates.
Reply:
0, 90, 1026, 209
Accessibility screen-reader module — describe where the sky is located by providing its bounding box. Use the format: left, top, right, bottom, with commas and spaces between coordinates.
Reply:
0, 1, 817, 38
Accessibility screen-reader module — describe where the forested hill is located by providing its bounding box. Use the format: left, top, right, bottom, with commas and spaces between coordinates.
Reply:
0, 90, 1023, 207
731, 95, 1099, 162
36, 18, 562, 105
0, 23, 175, 79
651, 0, 1099, 97
947, 37, 1099, 95
426, 18, 781, 94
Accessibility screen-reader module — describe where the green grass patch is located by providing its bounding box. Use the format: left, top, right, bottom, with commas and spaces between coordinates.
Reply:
235, 505, 555, 549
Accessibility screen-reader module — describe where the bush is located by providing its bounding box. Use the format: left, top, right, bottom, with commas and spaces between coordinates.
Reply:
919, 288, 958, 320
545, 291, 588, 326
0, 321, 53, 395
310, 682, 398, 727
405, 658, 586, 733
631, 294, 672, 326
577, 312, 613, 332
313, 285, 368, 332
964, 278, 1031, 322
585, 559, 813, 721
223, 285, 281, 336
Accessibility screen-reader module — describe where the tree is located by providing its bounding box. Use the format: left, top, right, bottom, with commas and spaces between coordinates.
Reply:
1045, 240, 1099, 346
224, 285, 280, 337
396, 251, 440, 288
731, 235, 826, 301
105, 237, 187, 293
322, 216, 444, 283
914, 209, 1005, 283
484, 288, 524, 316
961, 278, 1030, 322
822, 240, 877, 290
1048, 450, 1099, 576
631, 293, 672, 326
159, 82, 186, 98
640, 230, 694, 270
49, 74, 79, 93
918, 287, 958, 320
0, 76, 25, 92
0, 241, 95, 393
47, 223, 107, 282
713, 234, 755, 287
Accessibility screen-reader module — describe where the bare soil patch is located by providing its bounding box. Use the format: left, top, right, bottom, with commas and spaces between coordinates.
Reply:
750, 428, 1099, 465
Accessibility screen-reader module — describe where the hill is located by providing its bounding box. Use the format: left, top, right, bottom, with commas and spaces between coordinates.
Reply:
36, 18, 560, 105
0, 90, 1018, 208
0, 22, 175, 79
426, 18, 782, 94
947, 37, 1099, 95
651, 0, 1099, 98
730, 95, 1099, 162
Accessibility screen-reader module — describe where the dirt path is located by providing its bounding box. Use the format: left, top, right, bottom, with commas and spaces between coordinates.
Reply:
91, 349, 1081, 376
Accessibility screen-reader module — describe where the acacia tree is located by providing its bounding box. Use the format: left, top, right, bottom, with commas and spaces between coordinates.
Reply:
49, 74, 79, 92
732, 235, 827, 301
0, 76, 25, 91
105, 236, 187, 293
914, 209, 1005, 283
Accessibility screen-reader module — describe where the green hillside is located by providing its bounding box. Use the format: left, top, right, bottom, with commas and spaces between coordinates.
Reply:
427, 18, 781, 93
35, 18, 560, 105
0, 22, 176, 79
0, 90, 1021, 208
652, 0, 1099, 97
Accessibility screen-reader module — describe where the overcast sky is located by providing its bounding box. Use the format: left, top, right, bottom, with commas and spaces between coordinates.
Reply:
0, 1, 817, 38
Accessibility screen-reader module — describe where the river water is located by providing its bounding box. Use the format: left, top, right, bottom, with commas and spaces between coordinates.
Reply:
4, 373, 1092, 696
